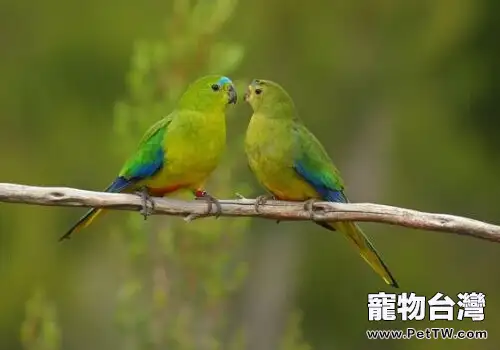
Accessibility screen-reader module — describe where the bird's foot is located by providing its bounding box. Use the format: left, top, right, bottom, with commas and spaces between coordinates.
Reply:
254, 194, 275, 213
136, 187, 155, 220
304, 198, 321, 221
194, 190, 222, 218
254, 194, 281, 223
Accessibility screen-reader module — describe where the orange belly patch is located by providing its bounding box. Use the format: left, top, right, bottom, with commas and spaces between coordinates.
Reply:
148, 184, 184, 197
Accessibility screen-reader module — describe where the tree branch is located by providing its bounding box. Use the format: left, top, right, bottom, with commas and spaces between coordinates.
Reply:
1, 182, 499, 243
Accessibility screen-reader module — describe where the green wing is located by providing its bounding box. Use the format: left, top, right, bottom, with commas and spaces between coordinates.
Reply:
292, 123, 347, 202
118, 114, 173, 180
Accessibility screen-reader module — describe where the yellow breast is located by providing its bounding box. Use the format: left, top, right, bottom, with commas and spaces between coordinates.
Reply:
144, 110, 226, 192
245, 113, 318, 201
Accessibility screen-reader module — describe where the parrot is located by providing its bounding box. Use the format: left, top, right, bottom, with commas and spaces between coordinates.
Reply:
243, 79, 398, 288
59, 75, 237, 241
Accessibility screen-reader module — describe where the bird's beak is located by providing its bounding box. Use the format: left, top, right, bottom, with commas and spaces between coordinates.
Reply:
244, 85, 253, 102
227, 84, 237, 104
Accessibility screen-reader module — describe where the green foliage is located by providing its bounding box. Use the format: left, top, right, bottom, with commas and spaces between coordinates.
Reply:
280, 311, 311, 350
20, 290, 60, 350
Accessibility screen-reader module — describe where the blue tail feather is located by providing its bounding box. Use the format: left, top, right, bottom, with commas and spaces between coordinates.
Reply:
105, 176, 132, 193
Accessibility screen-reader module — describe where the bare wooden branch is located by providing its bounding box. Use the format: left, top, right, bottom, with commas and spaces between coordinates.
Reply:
1, 182, 499, 243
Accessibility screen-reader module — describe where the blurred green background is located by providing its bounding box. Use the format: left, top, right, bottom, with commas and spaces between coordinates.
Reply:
1, 0, 499, 349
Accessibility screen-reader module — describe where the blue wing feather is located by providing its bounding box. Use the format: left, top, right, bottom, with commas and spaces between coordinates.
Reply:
119, 119, 167, 182
294, 161, 348, 203
102, 147, 163, 194
291, 124, 347, 203
128, 147, 164, 181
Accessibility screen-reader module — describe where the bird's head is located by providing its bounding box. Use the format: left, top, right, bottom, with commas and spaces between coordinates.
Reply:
179, 75, 237, 112
244, 79, 296, 116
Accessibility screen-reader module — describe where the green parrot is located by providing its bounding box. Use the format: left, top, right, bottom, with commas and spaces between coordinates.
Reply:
244, 79, 398, 288
59, 75, 237, 241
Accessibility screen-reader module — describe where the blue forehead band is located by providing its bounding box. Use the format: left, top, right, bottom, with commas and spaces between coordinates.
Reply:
218, 76, 232, 85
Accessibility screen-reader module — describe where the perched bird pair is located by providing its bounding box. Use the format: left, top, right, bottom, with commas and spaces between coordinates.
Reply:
61, 75, 398, 288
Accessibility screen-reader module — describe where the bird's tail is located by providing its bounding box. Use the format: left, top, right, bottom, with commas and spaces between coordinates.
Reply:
58, 176, 132, 241
328, 221, 399, 288
58, 208, 105, 241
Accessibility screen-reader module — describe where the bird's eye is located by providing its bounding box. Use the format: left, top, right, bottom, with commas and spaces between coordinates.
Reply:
255, 88, 262, 95
211, 84, 220, 91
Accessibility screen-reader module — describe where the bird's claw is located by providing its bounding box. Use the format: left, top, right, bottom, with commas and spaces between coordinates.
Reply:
304, 198, 320, 221
194, 190, 222, 218
136, 187, 155, 220
254, 194, 275, 213
255, 195, 280, 223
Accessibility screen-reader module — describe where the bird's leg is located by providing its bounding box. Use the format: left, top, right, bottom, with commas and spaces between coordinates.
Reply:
135, 187, 155, 220
193, 189, 222, 218
303, 198, 321, 222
